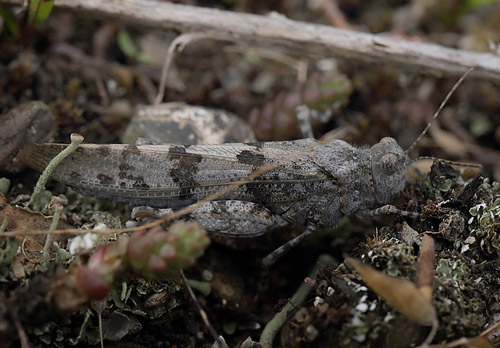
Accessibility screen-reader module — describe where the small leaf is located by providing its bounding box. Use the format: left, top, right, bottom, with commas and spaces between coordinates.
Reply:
470, 116, 492, 137
416, 235, 435, 302
463, 335, 495, 348
117, 30, 138, 58
346, 257, 436, 326
0, 5, 20, 39
460, 0, 499, 14
406, 158, 433, 180
27, 0, 54, 29
429, 124, 468, 157
102, 311, 133, 341
117, 30, 153, 64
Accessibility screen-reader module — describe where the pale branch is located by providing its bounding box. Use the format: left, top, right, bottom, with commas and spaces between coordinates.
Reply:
2, 0, 500, 81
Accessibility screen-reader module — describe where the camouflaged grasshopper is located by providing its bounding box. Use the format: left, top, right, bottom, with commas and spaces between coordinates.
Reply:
17, 71, 472, 267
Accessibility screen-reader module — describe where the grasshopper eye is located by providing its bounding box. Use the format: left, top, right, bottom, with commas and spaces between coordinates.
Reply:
381, 153, 398, 174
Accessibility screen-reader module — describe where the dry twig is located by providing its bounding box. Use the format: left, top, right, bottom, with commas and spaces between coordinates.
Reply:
2, 0, 500, 81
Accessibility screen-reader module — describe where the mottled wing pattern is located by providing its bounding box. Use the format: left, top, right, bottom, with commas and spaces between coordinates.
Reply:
18, 139, 335, 208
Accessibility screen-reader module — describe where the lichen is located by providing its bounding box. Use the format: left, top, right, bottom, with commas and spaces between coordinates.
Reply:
467, 179, 500, 255
305, 169, 498, 347
0, 237, 21, 282
361, 236, 417, 277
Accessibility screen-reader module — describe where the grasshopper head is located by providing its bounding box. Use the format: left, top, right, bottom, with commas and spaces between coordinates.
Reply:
370, 137, 408, 205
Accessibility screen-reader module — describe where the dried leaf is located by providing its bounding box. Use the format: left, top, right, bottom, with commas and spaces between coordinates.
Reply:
461, 335, 494, 348
430, 124, 468, 157
407, 158, 434, 180
416, 235, 435, 301
407, 158, 481, 181
0, 193, 71, 250
0, 194, 74, 279
0, 194, 69, 233
346, 257, 436, 326
102, 312, 134, 341
400, 221, 419, 246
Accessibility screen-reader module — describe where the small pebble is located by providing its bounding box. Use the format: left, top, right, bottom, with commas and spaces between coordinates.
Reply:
0, 101, 56, 173
0, 177, 10, 194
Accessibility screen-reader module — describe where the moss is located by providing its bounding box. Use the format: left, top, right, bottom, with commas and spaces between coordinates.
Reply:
0, 237, 21, 282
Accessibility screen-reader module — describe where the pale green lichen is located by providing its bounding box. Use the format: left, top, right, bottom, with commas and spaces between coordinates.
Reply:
439, 178, 453, 192
0, 238, 21, 282
32, 319, 68, 347
334, 237, 422, 347
467, 178, 500, 255
435, 258, 471, 290
109, 279, 182, 320
339, 284, 388, 347
63, 188, 126, 229
361, 237, 417, 277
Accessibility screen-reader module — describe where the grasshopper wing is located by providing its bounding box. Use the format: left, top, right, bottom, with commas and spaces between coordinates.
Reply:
19, 140, 333, 208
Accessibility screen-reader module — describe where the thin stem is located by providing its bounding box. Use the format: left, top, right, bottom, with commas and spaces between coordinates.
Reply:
180, 270, 222, 347
155, 33, 213, 106
42, 203, 62, 263
0, 216, 9, 234
259, 254, 335, 348
27, 133, 84, 209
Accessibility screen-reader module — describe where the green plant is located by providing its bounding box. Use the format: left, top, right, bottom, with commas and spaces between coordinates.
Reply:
0, 0, 54, 40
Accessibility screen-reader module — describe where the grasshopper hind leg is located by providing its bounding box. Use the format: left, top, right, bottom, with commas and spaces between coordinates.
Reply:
132, 200, 280, 238
132, 200, 315, 267
192, 200, 277, 238
261, 225, 315, 268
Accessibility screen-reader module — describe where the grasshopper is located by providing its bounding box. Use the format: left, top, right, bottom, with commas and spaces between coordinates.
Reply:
17, 70, 473, 267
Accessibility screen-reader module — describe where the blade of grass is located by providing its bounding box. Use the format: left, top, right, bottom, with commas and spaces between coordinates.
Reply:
117, 30, 153, 63
27, 0, 54, 29
0, 5, 20, 39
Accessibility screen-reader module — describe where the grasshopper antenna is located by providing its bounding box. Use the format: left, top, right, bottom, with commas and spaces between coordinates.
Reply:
411, 156, 483, 169
405, 67, 474, 155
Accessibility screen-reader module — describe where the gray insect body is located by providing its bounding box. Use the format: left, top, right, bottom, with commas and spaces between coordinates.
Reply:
19, 136, 408, 265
